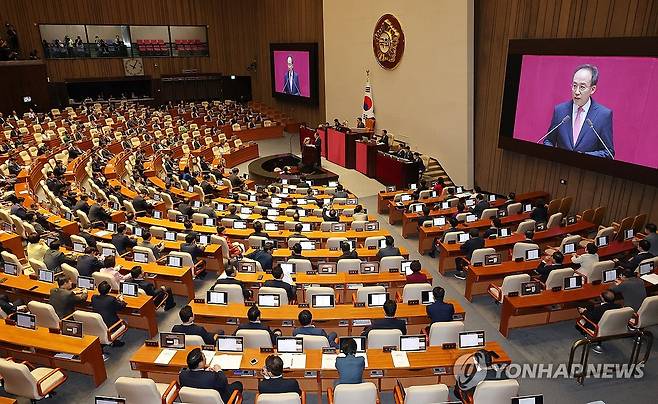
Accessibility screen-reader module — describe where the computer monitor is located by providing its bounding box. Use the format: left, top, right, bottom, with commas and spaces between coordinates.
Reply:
215, 203, 225, 211
38, 269, 54, 283
73, 242, 85, 253
133, 251, 149, 263
120, 282, 139, 297
378, 239, 387, 249
401, 260, 412, 275
77, 276, 95, 290
258, 294, 281, 307
63, 212, 73, 222
498, 228, 511, 237
248, 194, 257, 202
61, 319, 83, 338
512, 395, 544, 404
266, 209, 279, 218
360, 262, 379, 274
624, 229, 634, 240
525, 248, 540, 261
134, 227, 144, 237
484, 254, 501, 266
297, 198, 307, 205
433, 217, 446, 227
367, 293, 388, 307
153, 210, 163, 219
458, 330, 485, 349
562, 242, 577, 254
107, 222, 117, 232
298, 210, 307, 217
187, 186, 195, 193
455, 186, 464, 193
235, 261, 255, 273
3, 262, 18, 276
400, 335, 427, 352
198, 234, 211, 244
192, 201, 202, 208
207, 290, 228, 305
602, 268, 618, 283
364, 221, 379, 231
328, 181, 339, 187
596, 235, 609, 247
458, 233, 470, 243
216, 336, 244, 352
203, 218, 216, 226
95, 397, 126, 404
339, 336, 366, 352
102, 247, 115, 257
386, 186, 396, 192
465, 199, 475, 208
410, 183, 418, 190
240, 207, 252, 215
16, 312, 36, 330
440, 201, 450, 209
264, 222, 279, 231
164, 231, 177, 241
301, 223, 312, 232
318, 261, 337, 274
160, 332, 185, 349
233, 221, 247, 229
465, 214, 477, 223
421, 290, 435, 305
347, 198, 358, 205
566, 216, 577, 225
639, 261, 655, 276
563, 275, 584, 290
311, 294, 335, 308
331, 223, 347, 232
413, 205, 423, 213
277, 336, 304, 353
521, 281, 541, 296
536, 223, 546, 231
153, 194, 161, 201
300, 241, 316, 250
280, 262, 296, 274
401, 195, 412, 202
167, 255, 182, 268
344, 239, 356, 250
523, 203, 532, 213
489, 194, 497, 202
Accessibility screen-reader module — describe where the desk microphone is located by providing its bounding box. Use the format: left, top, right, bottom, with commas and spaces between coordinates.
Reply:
537, 115, 570, 144
586, 119, 614, 158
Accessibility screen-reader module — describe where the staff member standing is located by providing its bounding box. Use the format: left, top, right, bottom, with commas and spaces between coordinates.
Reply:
313, 131, 322, 167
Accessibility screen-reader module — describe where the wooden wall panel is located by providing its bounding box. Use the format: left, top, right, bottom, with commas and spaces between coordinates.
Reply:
0, 0, 325, 125
474, 0, 658, 224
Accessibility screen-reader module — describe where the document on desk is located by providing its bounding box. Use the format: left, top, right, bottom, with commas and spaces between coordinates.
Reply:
391, 351, 410, 368
95, 230, 112, 237
154, 349, 177, 365
641, 273, 658, 285
321, 353, 338, 370
352, 319, 372, 327
280, 353, 306, 369
202, 350, 216, 364
210, 354, 243, 370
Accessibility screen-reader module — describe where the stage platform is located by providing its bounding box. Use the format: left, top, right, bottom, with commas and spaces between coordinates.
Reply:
247, 153, 339, 185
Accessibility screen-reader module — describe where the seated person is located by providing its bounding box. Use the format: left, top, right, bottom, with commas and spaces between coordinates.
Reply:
338, 241, 358, 259
376, 236, 401, 260
415, 205, 432, 228
322, 208, 339, 222
454, 228, 485, 280
535, 251, 567, 283
100, 255, 130, 283
362, 300, 407, 336
179, 348, 243, 403
90, 281, 127, 347
250, 221, 269, 238
213, 263, 252, 300
172, 305, 220, 345
289, 223, 304, 238
334, 185, 348, 199
130, 266, 176, 311
454, 349, 504, 401
577, 290, 620, 353
138, 231, 165, 259
43, 240, 76, 273
482, 217, 502, 238
26, 233, 49, 263
111, 224, 137, 255
530, 199, 548, 224
234, 305, 276, 344
571, 242, 599, 274
610, 268, 647, 312
289, 243, 305, 260
258, 355, 302, 395
225, 205, 241, 220
335, 338, 365, 385
181, 233, 205, 263
263, 265, 296, 302
76, 247, 104, 277
405, 260, 428, 284
292, 309, 337, 347
426, 286, 454, 323
616, 239, 653, 270
471, 193, 490, 218
246, 242, 274, 271
49, 275, 89, 319
644, 223, 658, 256
0, 293, 26, 316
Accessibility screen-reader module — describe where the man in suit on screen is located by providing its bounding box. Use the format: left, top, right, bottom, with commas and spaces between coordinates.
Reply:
543, 64, 614, 159
282, 55, 301, 95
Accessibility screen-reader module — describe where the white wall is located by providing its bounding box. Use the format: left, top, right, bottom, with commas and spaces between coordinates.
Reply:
323, 0, 473, 186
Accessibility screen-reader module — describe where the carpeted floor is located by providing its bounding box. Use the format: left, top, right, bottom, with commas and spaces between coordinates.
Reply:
2, 132, 655, 403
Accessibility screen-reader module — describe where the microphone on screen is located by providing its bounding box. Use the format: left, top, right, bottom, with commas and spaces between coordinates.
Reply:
586, 118, 614, 159
537, 115, 570, 144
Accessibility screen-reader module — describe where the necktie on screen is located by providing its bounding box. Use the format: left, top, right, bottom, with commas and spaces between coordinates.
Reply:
573, 106, 584, 145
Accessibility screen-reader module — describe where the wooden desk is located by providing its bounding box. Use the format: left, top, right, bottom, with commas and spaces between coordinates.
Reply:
187, 301, 463, 336
0, 232, 25, 259
269, 247, 409, 261
115, 257, 195, 299
0, 274, 158, 338
437, 221, 596, 274
223, 143, 259, 168
377, 190, 411, 214
0, 323, 106, 386
465, 240, 636, 301
130, 343, 509, 394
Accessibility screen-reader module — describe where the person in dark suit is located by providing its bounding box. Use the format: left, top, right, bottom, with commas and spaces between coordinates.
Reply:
335, 338, 365, 385
49, 275, 89, 319
90, 281, 126, 346
179, 348, 243, 403
172, 305, 219, 345
289, 243, 305, 260
362, 300, 407, 336
616, 239, 653, 271
333, 185, 349, 199
0, 293, 26, 316
577, 290, 620, 353
234, 305, 276, 344
338, 241, 358, 260
213, 264, 252, 300
228, 167, 244, 189
282, 56, 301, 95
415, 205, 433, 228
471, 194, 490, 219
130, 266, 176, 311
426, 287, 455, 324
73, 195, 90, 215
181, 233, 205, 264
88, 199, 112, 222
530, 199, 549, 224
454, 228, 485, 280
483, 217, 502, 238
543, 64, 614, 159
263, 265, 297, 302
111, 224, 137, 255
375, 236, 401, 260
249, 222, 269, 238
535, 251, 567, 283
322, 208, 339, 222
76, 247, 104, 277
132, 190, 153, 214
43, 240, 77, 273
10, 198, 28, 220
258, 355, 302, 395
313, 131, 322, 167
610, 267, 647, 312
246, 243, 274, 271
292, 309, 337, 347
138, 231, 165, 259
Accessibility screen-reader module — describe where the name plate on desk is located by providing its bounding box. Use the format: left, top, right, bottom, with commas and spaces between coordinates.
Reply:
306, 271, 317, 275
233, 370, 255, 377
226, 318, 238, 325
145, 340, 159, 347
194, 298, 205, 304
551, 287, 562, 292
383, 346, 396, 353
353, 302, 365, 308
349, 270, 359, 275
304, 371, 317, 378
407, 300, 419, 305
244, 301, 255, 307
298, 303, 310, 308
442, 343, 457, 350
452, 313, 465, 321
368, 245, 377, 250
260, 347, 274, 353
48, 328, 60, 334
323, 347, 337, 354
448, 240, 456, 244
339, 320, 349, 327
433, 367, 448, 375
282, 320, 293, 327
508, 292, 519, 297
388, 268, 399, 273
370, 369, 384, 378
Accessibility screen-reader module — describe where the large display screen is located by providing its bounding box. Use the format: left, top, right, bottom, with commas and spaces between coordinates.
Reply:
499, 38, 658, 185
270, 43, 319, 105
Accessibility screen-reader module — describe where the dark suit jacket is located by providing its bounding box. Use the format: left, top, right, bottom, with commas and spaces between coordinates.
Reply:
335, 354, 365, 385
73, 200, 90, 214
43, 249, 73, 272
427, 301, 455, 323
91, 294, 127, 326
584, 302, 621, 325
376, 246, 401, 260
76, 254, 104, 277
282, 71, 301, 95
543, 99, 614, 158
111, 233, 136, 255
181, 242, 204, 263
338, 250, 359, 260
483, 227, 499, 238
132, 196, 152, 212
172, 323, 215, 345
530, 206, 549, 224
179, 368, 232, 403
10, 203, 27, 219
621, 252, 654, 271
460, 237, 485, 260
49, 287, 86, 319
263, 279, 295, 301
88, 204, 111, 222
234, 321, 275, 343
472, 200, 490, 218
363, 317, 407, 336
293, 325, 330, 339
214, 278, 251, 299
536, 262, 567, 283
258, 377, 301, 395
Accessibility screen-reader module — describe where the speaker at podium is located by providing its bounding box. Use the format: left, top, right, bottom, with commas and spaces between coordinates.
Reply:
302, 139, 320, 169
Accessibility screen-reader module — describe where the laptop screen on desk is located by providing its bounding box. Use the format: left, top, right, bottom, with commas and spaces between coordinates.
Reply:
400, 335, 427, 352
207, 291, 228, 305
120, 282, 139, 297
602, 269, 617, 283
133, 251, 149, 263
339, 336, 365, 352
311, 294, 335, 308
300, 241, 316, 251
367, 293, 388, 307
433, 217, 446, 226
512, 395, 544, 404
160, 332, 185, 349
525, 249, 540, 261
233, 221, 247, 229
562, 242, 576, 254
95, 397, 126, 404
16, 312, 36, 330
258, 294, 281, 307
421, 290, 435, 304
38, 269, 54, 283
458, 330, 485, 349
77, 276, 94, 290
164, 231, 177, 241
2, 262, 17, 276
216, 336, 244, 352
596, 235, 609, 247
563, 275, 583, 290
277, 337, 304, 353
167, 256, 182, 267
73, 242, 85, 253
401, 260, 412, 275
639, 261, 654, 275
264, 222, 279, 231
238, 262, 256, 273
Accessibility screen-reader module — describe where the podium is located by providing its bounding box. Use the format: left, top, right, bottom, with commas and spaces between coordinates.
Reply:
375, 151, 420, 188
302, 144, 319, 168
327, 127, 360, 168
355, 139, 383, 177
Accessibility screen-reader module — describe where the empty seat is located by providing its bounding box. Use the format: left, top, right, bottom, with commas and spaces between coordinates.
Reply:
328, 382, 378, 404
428, 321, 465, 346
366, 329, 402, 349
115, 376, 180, 404
236, 329, 273, 349
0, 359, 68, 402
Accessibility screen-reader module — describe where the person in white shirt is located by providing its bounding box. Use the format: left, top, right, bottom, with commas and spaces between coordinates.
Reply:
571, 242, 599, 276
